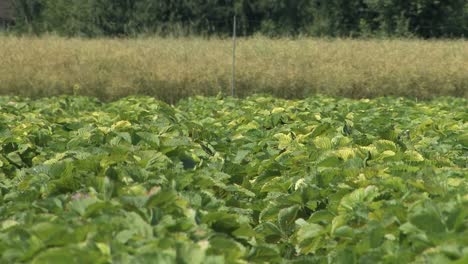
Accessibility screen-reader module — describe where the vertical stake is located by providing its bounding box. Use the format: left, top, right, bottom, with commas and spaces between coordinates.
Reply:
231, 15, 237, 97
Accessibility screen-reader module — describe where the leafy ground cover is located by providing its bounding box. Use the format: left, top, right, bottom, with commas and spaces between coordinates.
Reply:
0, 95, 467, 263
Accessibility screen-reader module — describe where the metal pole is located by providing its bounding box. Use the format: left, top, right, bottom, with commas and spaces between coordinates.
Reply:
231, 15, 237, 97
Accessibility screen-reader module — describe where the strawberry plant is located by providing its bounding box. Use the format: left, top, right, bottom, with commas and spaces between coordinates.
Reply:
0, 95, 467, 263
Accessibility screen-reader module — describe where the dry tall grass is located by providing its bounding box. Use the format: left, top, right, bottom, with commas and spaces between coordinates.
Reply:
0, 36, 466, 102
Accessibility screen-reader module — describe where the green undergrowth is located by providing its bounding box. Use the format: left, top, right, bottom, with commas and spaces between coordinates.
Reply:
0, 95, 467, 263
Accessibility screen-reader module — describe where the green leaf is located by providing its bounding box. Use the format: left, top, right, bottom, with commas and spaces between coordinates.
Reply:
207, 236, 245, 261
308, 210, 334, 224
260, 177, 290, 193
176, 243, 206, 264
278, 205, 300, 233
233, 150, 250, 164
68, 197, 99, 216
295, 221, 325, 254
311, 123, 332, 138
146, 189, 178, 208
409, 201, 446, 235
232, 224, 256, 240
254, 222, 282, 243
31, 247, 105, 264
202, 212, 241, 233
248, 244, 281, 263
333, 225, 354, 238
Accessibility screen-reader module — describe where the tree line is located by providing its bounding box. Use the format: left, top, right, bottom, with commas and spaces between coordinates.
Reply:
9, 0, 468, 38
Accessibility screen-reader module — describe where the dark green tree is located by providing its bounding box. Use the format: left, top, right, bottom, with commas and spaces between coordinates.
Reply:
9, 0, 468, 38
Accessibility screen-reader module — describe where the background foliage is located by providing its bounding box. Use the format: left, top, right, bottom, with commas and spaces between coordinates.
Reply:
8, 0, 468, 38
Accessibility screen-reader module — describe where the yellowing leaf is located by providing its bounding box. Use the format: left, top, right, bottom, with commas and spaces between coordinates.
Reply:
405, 150, 425, 162
313, 136, 332, 150
271, 107, 285, 114
274, 133, 292, 150
111, 120, 132, 130
96, 242, 111, 256
374, 140, 398, 152
335, 148, 355, 160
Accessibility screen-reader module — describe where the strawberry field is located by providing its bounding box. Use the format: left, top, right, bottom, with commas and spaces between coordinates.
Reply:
0, 95, 467, 263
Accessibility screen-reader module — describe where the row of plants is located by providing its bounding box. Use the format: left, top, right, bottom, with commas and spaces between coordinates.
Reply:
0, 95, 467, 263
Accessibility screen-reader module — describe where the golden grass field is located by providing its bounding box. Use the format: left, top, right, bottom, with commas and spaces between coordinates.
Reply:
0, 36, 466, 102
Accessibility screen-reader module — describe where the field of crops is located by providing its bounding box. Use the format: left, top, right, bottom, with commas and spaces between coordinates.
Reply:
1, 36, 467, 101
0, 95, 467, 263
